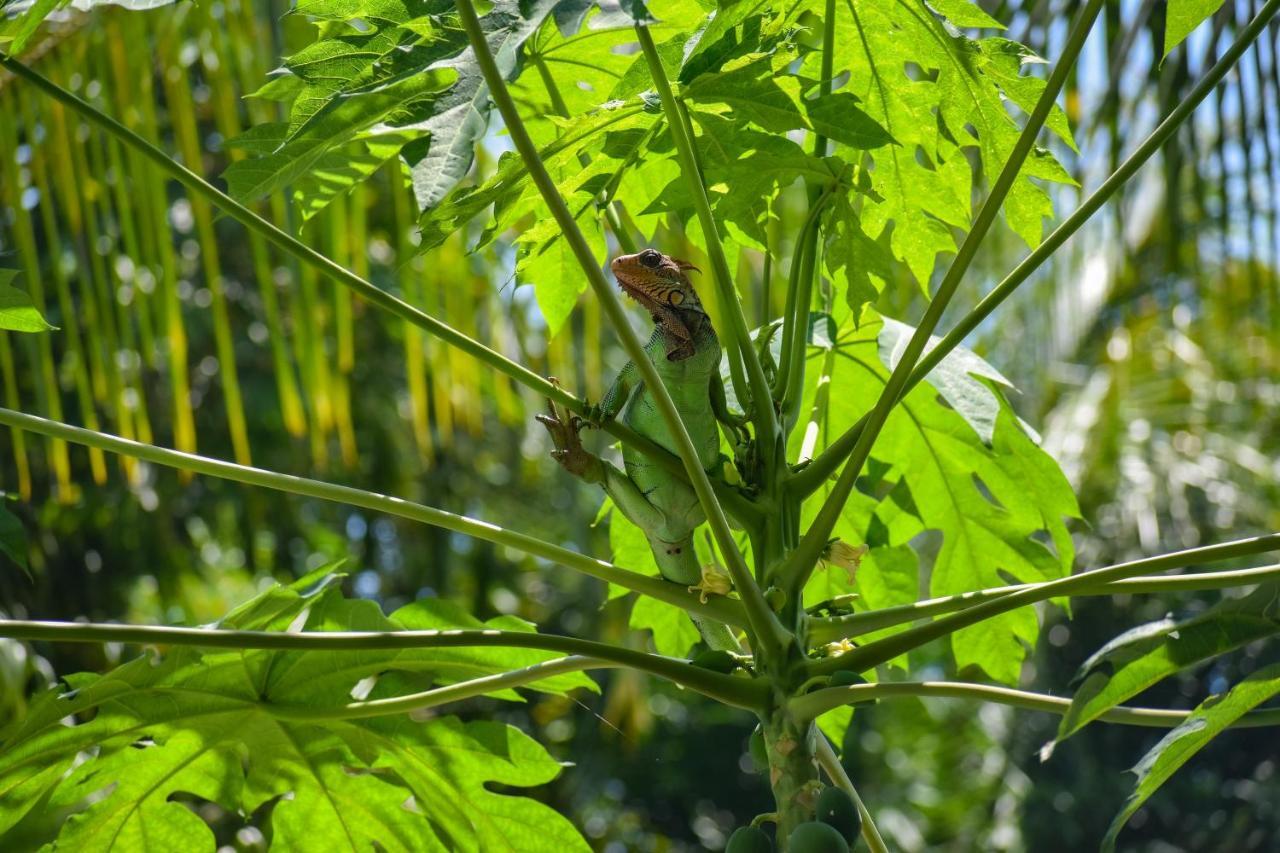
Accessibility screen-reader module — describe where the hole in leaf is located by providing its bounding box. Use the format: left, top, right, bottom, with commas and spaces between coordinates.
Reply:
970, 473, 1005, 510
903, 61, 939, 83
914, 146, 937, 170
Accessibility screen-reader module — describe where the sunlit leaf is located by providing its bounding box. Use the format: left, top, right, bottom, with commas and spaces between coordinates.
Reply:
1102, 664, 1280, 852
0, 270, 55, 333
0, 0, 175, 54
1164, 0, 1227, 57
0, 575, 593, 850
790, 313, 1077, 682
1056, 583, 1280, 743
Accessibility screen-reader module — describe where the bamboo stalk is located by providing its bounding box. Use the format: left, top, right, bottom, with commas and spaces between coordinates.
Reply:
1, 92, 72, 496
160, 37, 253, 466
103, 20, 158, 370
329, 191, 359, 467
389, 166, 434, 462
48, 55, 136, 482
204, 6, 307, 438
125, 12, 196, 462
18, 90, 106, 483
89, 40, 154, 449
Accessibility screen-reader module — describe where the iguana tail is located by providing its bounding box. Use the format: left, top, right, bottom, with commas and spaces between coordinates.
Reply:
650, 535, 743, 653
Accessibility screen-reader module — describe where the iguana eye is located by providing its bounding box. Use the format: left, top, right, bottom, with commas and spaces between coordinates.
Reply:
668, 291, 684, 305
639, 249, 661, 268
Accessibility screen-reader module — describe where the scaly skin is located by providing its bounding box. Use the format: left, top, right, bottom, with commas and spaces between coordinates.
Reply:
538, 249, 739, 650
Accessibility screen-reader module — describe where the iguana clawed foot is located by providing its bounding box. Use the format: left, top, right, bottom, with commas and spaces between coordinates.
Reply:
535, 397, 605, 484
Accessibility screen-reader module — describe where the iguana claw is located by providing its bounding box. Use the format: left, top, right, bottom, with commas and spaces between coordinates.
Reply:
536, 398, 605, 483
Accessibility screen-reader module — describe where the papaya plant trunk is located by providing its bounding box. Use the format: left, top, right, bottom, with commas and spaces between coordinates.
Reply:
762, 709, 821, 845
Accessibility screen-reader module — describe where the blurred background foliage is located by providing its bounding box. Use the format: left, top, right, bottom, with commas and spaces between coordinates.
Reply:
0, 0, 1278, 850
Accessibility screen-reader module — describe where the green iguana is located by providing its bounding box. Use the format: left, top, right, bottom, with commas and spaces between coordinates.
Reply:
537, 248, 740, 651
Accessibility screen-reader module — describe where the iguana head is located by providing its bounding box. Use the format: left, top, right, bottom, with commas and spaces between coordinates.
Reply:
610, 249, 707, 360
611, 249, 704, 314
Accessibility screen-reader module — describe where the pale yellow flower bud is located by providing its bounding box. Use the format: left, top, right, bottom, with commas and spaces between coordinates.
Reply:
824, 637, 857, 658
820, 539, 868, 585
688, 563, 733, 603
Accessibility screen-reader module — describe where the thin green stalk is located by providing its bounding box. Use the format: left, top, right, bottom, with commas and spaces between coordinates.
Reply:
780, 0, 1105, 594
454, 0, 786, 653
792, 0, 1280, 497
809, 563, 1280, 643
0, 620, 766, 710
775, 0, 837, 435
633, 24, 780, 477
274, 657, 616, 720
774, 197, 829, 400
810, 533, 1280, 675
790, 681, 1280, 728
815, 734, 888, 853
0, 407, 747, 629
796, 339, 836, 466
778, 192, 835, 431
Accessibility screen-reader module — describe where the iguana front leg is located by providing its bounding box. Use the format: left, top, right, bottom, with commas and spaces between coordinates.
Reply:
535, 399, 666, 534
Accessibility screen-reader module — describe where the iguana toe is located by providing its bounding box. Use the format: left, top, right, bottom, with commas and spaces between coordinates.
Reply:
537, 401, 603, 482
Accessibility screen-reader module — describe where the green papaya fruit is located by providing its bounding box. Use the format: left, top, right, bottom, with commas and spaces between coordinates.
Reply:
691, 649, 738, 673
787, 821, 849, 853
829, 670, 876, 704
725, 824, 772, 853
829, 670, 866, 687
815, 786, 862, 843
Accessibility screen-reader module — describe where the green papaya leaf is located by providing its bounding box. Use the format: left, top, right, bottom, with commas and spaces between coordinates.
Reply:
1163, 0, 1227, 57
0, 575, 593, 850
225, 124, 416, 223
1102, 663, 1280, 852
803, 92, 895, 150
925, 0, 1005, 29
878, 317, 1015, 446
224, 0, 564, 219
417, 101, 648, 251
1, 0, 175, 54
1056, 583, 1280, 743
0, 270, 55, 333
787, 0, 1074, 284
789, 313, 1078, 682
